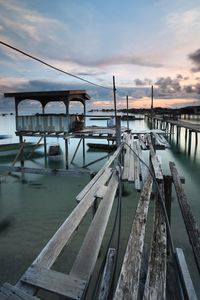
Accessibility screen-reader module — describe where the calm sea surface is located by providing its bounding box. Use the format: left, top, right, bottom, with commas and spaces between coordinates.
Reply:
0, 113, 200, 297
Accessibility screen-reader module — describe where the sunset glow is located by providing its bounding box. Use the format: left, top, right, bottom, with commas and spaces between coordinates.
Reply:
0, 1, 200, 110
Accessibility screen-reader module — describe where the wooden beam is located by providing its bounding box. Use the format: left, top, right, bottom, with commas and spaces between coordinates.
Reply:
21, 266, 86, 299
98, 248, 116, 300
170, 162, 200, 273
176, 248, 197, 300
76, 144, 123, 202
143, 185, 167, 300
114, 175, 153, 299
2, 283, 40, 300
70, 171, 119, 281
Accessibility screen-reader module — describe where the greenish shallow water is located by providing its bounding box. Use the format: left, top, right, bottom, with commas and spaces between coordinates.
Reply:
0, 114, 200, 298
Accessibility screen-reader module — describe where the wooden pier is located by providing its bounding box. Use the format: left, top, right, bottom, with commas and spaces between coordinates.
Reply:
145, 114, 200, 154
0, 129, 199, 299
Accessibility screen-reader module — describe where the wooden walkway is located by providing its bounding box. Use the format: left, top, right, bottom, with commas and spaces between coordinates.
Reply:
145, 114, 200, 153
0, 132, 199, 299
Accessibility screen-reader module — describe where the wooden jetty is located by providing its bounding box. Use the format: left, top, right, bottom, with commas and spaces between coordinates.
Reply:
0, 130, 199, 299
1, 91, 199, 299
145, 114, 200, 154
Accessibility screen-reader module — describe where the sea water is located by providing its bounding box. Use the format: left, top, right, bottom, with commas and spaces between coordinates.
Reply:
0, 113, 200, 298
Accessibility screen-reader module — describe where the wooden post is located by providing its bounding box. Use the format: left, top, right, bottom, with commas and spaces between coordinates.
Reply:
188, 130, 192, 154
126, 95, 129, 130
164, 176, 172, 225
82, 137, 85, 166
99, 248, 116, 300
19, 135, 24, 167
65, 138, 69, 169
113, 76, 117, 125
170, 162, 200, 275
176, 126, 179, 144
71, 138, 83, 164
164, 175, 172, 255
116, 116, 121, 147
42, 106, 47, 159
195, 131, 198, 146
151, 85, 154, 111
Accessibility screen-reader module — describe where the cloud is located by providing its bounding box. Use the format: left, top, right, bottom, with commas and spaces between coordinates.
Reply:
189, 49, 200, 72
154, 76, 181, 97
0, 0, 165, 73
134, 78, 152, 86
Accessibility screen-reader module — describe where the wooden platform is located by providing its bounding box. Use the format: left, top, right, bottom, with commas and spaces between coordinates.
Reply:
0, 132, 198, 299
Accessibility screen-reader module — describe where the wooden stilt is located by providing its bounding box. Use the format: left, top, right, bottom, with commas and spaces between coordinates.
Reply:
65, 138, 69, 169
19, 135, 24, 167
188, 130, 192, 155
71, 138, 83, 164
83, 137, 85, 165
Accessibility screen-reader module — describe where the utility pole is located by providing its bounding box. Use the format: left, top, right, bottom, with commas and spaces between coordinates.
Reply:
126, 95, 129, 130
113, 76, 117, 122
151, 85, 154, 110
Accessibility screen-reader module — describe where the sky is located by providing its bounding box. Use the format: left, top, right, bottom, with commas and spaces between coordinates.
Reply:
1, 0, 200, 111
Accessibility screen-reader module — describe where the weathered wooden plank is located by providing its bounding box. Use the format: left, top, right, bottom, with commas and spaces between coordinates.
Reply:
114, 175, 153, 300
76, 168, 113, 203
176, 248, 197, 300
2, 283, 40, 300
18, 176, 108, 276
143, 188, 167, 300
122, 134, 130, 180
138, 134, 147, 150
0, 285, 22, 300
146, 134, 163, 182
98, 248, 116, 300
0, 291, 8, 300
76, 144, 123, 202
70, 171, 119, 281
128, 136, 135, 182
170, 162, 200, 273
95, 185, 108, 199
158, 134, 170, 147
0, 165, 89, 176
22, 266, 86, 299
133, 141, 141, 190
136, 140, 148, 186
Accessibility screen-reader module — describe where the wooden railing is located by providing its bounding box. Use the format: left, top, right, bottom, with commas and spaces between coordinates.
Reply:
16, 114, 78, 132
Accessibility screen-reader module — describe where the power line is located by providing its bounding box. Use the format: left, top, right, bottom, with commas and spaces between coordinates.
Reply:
0, 40, 112, 90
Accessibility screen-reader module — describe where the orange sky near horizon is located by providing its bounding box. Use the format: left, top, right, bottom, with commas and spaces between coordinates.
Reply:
93, 97, 200, 109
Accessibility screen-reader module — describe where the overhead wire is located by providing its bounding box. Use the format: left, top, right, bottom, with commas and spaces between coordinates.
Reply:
0, 40, 112, 90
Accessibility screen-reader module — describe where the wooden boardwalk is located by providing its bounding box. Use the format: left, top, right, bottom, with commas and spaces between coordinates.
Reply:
145, 114, 200, 153
0, 131, 199, 300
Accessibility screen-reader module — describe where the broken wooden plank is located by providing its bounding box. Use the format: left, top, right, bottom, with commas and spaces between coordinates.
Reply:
0, 285, 22, 300
132, 141, 141, 190
18, 174, 110, 276
114, 175, 153, 300
76, 144, 123, 202
143, 188, 167, 300
170, 162, 200, 273
2, 283, 40, 300
0, 291, 8, 300
70, 171, 119, 281
76, 167, 113, 203
122, 133, 130, 180
136, 140, 148, 186
98, 248, 116, 300
22, 266, 86, 299
176, 248, 197, 300
138, 134, 147, 150
127, 135, 135, 182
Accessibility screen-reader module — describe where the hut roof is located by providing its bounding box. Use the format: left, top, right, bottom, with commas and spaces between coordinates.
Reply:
4, 90, 90, 103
